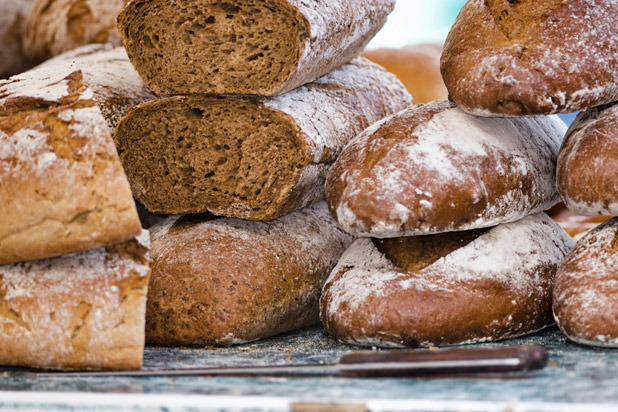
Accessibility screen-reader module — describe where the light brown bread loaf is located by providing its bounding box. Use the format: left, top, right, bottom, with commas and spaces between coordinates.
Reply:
553, 218, 618, 347
0, 0, 34, 79
0, 231, 150, 370
362, 44, 448, 104
0, 64, 141, 264
114, 57, 411, 220
321, 213, 573, 348
146, 202, 353, 346
22, 0, 127, 64
326, 100, 565, 238
557, 103, 618, 216
441, 0, 618, 116
118, 0, 395, 96
547, 203, 611, 241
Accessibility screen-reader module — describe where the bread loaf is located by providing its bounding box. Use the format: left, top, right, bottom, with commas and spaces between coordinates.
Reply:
0, 231, 150, 370
40, 44, 154, 130
553, 218, 618, 347
22, 0, 127, 64
441, 0, 618, 116
557, 102, 618, 216
320, 213, 573, 348
118, 0, 395, 96
0, 64, 141, 264
326, 100, 565, 238
362, 44, 448, 104
114, 57, 411, 220
0, 0, 34, 79
547, 203, 611, 241
146, 202, 353, 346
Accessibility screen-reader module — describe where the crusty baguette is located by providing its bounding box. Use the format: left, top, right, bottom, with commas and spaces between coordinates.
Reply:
0, 64, 141, 264
321, 213, 573, 348
0, 231, 150, 370
557, 102, 618, 216
146, 202, 353, 346
0, 0, 34, 79
441, 0, 618, 116
118, 0, 395, 96
114, 57, 411, 220
326, 100, 565, 238
22, 0, 127, 64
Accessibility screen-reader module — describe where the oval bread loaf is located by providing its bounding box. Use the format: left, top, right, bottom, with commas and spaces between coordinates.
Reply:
553, 218, 618, 347
0, 231, 150, 370
557, 102, 618, 216
0, 0, 34, 79
320, 213, 574, 348
441, 0, 618, 116
326, 100, 565, 238
146, 202, 353, 346
118, 0, 395, 96
114, 57, 411, 220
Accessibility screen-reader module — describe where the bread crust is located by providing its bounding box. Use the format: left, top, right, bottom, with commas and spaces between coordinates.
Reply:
441, 0, 618, 116
0, 232, 151, 370
553, 218, 618, 347
146, 202, 352, 346
0, 0, 34, 79
557, 103, 618, 216
118, 0, 395, 96
320, 213, 574, 348
0, 64, 141, 264
326, 100, 565, 238
22, 0, 127, 64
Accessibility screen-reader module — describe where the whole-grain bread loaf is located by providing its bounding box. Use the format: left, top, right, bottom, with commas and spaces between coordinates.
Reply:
326, 100, 565, 238
118, 0, 395, 96
553, 218, 618, 347
0, 64, 141, 264
320, 213, 573, 348
0, 231, 150, 370
362, 44, 448, 104
441, 0, 618, 116
146, 202, 353, 346
0, 0, 34, 79
114, 57, 411, 220
557, 102, 618, 216
22, 0, 127, 64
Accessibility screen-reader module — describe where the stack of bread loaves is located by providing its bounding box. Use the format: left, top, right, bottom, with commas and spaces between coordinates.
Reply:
112, 0, 412, 346
318, 0, 618, 348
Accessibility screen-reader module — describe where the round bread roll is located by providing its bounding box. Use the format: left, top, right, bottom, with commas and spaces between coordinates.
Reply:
546, 202, 611, 241
553, 218, 618, 347
557, 102, 618, 216
362, 44, 448, 104
0, 0, 33, 79
320, 213, 574, 348
441, 0, 618, 116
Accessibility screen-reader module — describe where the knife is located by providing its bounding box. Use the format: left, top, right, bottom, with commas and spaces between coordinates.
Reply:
34, 345, 547, 378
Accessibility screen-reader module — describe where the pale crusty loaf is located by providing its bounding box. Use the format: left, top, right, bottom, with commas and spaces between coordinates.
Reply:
326, 100, 565, 238
441, 0, 618, 116
321, 213, 573, 348
553, 218, 618, 347
0, 231, 150, 370
22, 0, 127, 64
146, 202, 353, 346
557, 103, 618, 216
118, 0, 395, 96
362, 44, 448, 104
0, 64, 141, 264
39, 44, 154, 130
114, 58, 411, 220
0, 0, 34, 79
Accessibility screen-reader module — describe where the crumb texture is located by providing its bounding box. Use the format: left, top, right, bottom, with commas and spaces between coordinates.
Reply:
441, 0, 618, 115
320, 213, 574, 348
146, 202, 353, 346
118, 0, 394, 95
0, 232, 151, 370
114, 58, 411, 220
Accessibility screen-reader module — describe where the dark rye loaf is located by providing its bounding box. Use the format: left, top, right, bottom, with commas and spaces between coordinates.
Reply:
114, 57, 411, 220
441, 0, 618, 116
117, 0, 395, 96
